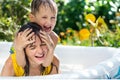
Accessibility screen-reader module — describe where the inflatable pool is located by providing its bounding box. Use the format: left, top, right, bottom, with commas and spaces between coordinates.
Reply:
0, 42, 120, 79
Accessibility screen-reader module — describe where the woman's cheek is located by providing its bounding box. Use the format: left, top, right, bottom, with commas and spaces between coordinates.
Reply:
42, 46, 48, 54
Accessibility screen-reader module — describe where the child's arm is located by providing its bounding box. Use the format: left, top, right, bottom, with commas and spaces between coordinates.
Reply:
50, 31, 58, 46
50, 32, 60, 74
13, 28, 35, 68
51, 55, 60, 74
40, 31, 58, 67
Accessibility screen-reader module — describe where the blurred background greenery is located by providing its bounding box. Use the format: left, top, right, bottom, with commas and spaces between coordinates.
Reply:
0, 0, 120, 47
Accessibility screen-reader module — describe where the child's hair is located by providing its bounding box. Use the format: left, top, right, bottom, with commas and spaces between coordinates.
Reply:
31, 0, 57, 14
18, 22, 43, 76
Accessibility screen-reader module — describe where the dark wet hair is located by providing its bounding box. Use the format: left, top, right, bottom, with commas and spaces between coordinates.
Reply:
18, 22, 41, 34
19, 22, 42, 76
31, 0, 57, 14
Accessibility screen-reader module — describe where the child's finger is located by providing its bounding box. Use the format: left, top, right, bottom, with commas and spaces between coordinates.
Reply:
39, 33, 48, 40
40, 30, 47, 36
22, 28, 32, 37
16, 32, 22, 37
26, 32, 34, 40
39, 31, 50, 40
41, 35, 54, 49
39, 31, 55, 48
27, 39, 35, 44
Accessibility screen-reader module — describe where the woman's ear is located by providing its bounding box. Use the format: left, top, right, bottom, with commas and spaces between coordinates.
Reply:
29, 13, 35, 22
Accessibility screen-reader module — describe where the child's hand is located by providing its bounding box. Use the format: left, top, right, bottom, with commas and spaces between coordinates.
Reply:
40, 30, 55, 67
12, 28, 35, 67
13, 28, 35, 50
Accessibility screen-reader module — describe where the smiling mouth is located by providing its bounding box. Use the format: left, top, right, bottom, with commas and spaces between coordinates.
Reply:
35, 54, 44, 58
43, 26, 51, 32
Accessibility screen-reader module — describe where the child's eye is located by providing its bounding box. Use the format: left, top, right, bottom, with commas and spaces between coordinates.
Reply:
51, 17, 56, 20
42, 17, 47, 19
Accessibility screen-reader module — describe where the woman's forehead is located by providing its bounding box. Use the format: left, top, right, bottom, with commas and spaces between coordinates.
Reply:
30, 35, 41, 45
35, 35, 41, 42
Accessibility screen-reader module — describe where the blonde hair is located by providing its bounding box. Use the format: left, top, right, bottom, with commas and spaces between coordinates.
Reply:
31, 0, 57, 14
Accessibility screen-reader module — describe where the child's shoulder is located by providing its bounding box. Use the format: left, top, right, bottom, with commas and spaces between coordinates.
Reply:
50, 31, 58, 45
53, 54, 59, 64
50, 31, 58, 38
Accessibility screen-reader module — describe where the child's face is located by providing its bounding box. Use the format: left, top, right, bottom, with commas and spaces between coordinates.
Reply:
25, 35, 48, 65
30, 6, 57, 34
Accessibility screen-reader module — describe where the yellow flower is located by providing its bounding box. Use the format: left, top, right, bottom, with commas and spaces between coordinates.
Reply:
74, 30, 79, 37
79, 29, 90, 41
96, 16, 108, 32
85, 14, 96, 23
58, 36, 61, 43
66, 28, 72, 34
60, 32, 65, 37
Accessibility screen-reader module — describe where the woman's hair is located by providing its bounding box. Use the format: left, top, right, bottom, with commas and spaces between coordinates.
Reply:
18, 22, 41, 34
18, 22, 43, 76
31, 0, 57, 14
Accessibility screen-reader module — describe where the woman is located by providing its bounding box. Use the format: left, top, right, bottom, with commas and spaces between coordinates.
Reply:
1, 22, 59, 76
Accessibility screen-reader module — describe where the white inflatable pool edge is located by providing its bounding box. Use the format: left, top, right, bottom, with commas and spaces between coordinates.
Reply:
0, 42, 120, 79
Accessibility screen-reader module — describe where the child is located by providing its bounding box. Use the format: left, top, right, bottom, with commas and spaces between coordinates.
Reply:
19, 0, 59, 68
1, 22, 59, 76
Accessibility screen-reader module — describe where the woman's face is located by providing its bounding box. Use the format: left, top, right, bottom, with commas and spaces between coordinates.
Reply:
25, 35, 47, 65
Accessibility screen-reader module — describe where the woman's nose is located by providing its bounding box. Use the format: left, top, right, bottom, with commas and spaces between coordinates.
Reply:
37, 47, 43, 53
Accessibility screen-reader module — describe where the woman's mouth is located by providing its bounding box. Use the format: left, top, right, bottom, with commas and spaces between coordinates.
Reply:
35, 53, 45, 60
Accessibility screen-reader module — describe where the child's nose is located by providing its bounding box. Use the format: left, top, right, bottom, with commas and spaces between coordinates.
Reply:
46, 19, 52, 25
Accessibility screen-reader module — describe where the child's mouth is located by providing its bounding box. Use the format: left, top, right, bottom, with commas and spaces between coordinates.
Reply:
43, 26, 51, 32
